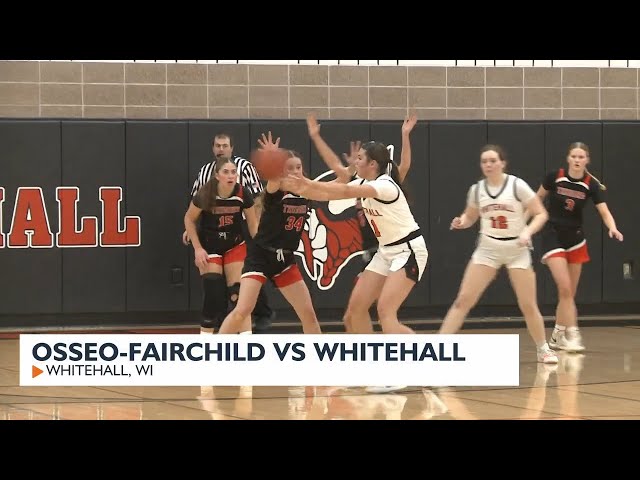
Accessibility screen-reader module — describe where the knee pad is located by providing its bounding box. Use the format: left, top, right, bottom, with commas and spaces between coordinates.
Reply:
228, 282, 240, 310
201, 273, 227, 329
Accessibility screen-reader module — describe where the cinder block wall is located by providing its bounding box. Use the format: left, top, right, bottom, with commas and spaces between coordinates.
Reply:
0, 61, 638, 120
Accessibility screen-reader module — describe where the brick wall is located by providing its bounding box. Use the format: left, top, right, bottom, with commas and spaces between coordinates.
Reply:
1, 61, 638, 120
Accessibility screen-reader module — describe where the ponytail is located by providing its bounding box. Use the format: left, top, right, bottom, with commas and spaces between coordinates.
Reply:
586, 168, 607, 191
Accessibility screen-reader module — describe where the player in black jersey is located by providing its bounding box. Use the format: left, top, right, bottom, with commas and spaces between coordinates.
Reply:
184, 158, 259, 334
305, 113, 417, 334
535, 142, 623, 352
217, 148, 322, 335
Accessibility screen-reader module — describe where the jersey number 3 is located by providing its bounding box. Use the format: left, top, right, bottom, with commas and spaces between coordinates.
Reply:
285, 216, 305, 232
490, 215, 508, 229
564, 198, 575, 212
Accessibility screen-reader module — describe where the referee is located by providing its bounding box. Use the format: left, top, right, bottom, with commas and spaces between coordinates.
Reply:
184, 132, 274, 333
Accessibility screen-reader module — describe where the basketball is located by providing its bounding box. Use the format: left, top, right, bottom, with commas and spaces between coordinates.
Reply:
250, 148, 289, 180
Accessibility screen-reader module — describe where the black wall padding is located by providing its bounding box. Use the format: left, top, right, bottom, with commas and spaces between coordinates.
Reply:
601, 123, 640, 302
0, 121, 62, 314
61, 121, 126, 313
125, 121, 190, 311
428, 122, 488, 308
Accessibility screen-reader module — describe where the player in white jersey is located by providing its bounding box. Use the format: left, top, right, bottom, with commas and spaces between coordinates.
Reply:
282, 139, 429, 344
438, 145, 558, 364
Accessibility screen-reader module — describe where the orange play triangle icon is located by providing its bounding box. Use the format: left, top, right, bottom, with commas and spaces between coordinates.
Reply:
32, 365, 43, 378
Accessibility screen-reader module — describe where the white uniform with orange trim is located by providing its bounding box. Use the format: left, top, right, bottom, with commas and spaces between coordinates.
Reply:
467, 174, 537, 270
351, 174, 428, 282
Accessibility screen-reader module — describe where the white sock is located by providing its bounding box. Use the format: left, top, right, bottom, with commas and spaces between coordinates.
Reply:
567, 326, 579, 334
239, 330, 253, 335
554, 324, 566, 332
537, 342, 550, 351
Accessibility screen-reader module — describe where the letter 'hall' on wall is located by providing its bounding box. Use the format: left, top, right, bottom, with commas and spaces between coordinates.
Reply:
0, 186, 141, 248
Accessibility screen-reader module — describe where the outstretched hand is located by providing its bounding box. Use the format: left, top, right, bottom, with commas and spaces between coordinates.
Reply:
342, 140, 361, 166
257, 131, 280, 151
402, 112, 418, 135
307, 113, 321, 138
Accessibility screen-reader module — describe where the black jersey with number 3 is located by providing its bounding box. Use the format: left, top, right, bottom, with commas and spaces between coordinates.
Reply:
542, 168, 605, 228
193, 183, 254, 237
253, 190, 309, 251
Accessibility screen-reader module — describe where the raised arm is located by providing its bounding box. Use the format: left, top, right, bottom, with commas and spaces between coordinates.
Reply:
398, 113, 417, 183
307, 113, 353, 183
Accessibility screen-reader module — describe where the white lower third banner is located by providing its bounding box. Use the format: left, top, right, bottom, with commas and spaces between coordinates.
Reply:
20, 334, 520, 387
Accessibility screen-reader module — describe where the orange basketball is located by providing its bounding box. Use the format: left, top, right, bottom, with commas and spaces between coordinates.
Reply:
250, 148, 289, 180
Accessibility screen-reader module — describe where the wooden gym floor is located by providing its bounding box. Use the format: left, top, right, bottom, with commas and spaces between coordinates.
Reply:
0, 325, 638, 420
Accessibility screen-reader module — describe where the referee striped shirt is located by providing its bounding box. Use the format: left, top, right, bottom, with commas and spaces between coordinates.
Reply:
190, 155, 264, 198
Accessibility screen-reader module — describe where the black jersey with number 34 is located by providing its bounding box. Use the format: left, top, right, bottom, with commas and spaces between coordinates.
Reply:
253, 190, 309, 251
542, 168, 605, 228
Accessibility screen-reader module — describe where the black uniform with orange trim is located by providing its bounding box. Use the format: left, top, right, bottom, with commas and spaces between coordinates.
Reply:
540, 167, 605, 264
193, 183, 254, 265
242, 190, 310, 288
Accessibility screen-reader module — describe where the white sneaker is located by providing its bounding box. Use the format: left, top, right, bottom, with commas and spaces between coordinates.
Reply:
365, 385, 407, 394
549, 329, 563, 349
557, 331, 585, 353
537, 346, 559, 364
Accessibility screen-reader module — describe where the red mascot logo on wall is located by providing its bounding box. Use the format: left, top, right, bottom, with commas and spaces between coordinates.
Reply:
295, 170, 364, 290
0, 186, 141, 248
294, 144, 394, 290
